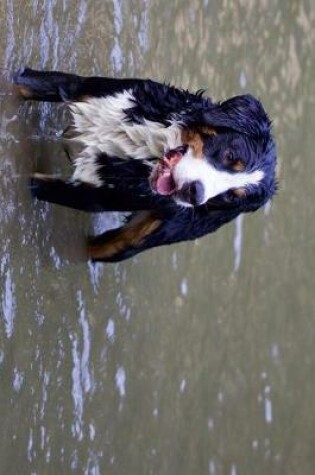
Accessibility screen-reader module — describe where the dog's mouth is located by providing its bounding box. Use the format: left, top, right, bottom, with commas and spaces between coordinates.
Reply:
150, 146, 187, 196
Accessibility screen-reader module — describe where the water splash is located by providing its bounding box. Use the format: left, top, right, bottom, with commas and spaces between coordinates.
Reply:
180, 278, 188, 297
233, 214, 244, 272
70, 290, 92, 440
115, 366, 126, 398
12, 367, 25, 392
110, 0, 124, 72
239, 70, 247, 89
1, 255, 16, 339
105, 319, 115, 343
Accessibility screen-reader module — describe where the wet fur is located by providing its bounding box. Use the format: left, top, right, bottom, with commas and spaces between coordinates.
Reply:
14, 68, 277, 262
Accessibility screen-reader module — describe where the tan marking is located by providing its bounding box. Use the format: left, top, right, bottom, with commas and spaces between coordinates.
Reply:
198, 126, 217, 136
76, 95, 92, 102
32, 173, 57, 182
88, 211, 162, 260
232, 160, 246, 172
233, 188, 247, 197
62, 125, 80, 140
14, 85, 34, 99
181, 126, 216, 158
181, 129, 204, 157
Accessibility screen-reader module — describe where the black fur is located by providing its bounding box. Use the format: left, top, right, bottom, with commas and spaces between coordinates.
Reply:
14, 68, 277, 262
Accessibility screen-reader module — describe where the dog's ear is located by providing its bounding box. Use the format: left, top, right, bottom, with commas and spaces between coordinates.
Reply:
203, 94, 272, 138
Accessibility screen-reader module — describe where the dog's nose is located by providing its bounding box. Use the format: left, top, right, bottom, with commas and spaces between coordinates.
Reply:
180, 180, 205, 206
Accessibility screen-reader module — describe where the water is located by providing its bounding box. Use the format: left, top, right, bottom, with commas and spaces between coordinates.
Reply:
0, 1, 315, 474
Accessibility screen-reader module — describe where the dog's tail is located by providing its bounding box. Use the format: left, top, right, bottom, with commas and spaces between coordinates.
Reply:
13, 67, 143, 103
13, 67, 83, 102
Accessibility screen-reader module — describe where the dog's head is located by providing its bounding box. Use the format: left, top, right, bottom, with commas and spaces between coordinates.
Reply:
150, 94, 277, 213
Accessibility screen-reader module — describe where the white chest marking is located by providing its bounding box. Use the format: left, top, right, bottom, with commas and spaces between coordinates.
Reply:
69, 91, 182, 186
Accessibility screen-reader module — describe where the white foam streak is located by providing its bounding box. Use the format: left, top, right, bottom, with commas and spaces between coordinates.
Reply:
70, 291, 92, 440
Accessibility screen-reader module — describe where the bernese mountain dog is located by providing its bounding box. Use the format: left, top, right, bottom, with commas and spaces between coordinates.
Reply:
13, 68, 277, 262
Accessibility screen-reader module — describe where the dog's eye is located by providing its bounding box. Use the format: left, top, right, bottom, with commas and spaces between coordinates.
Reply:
223, 149, 245, 172
224, 149, 234, 162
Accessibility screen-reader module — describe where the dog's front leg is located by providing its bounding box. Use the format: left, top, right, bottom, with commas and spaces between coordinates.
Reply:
88, 211, 162, 262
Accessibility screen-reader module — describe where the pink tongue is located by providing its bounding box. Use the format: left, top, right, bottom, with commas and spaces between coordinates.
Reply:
156, 170, 176, 195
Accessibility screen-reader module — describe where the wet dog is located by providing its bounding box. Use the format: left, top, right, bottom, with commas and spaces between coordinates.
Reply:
14, 68, 277, 262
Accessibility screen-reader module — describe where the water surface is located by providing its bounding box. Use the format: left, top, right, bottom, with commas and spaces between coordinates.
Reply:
1, 1, 315, 474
